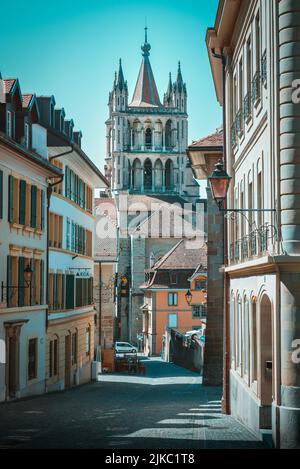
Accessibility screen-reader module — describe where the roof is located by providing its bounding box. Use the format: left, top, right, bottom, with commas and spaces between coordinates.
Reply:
22, 94, 34, 109
3, 79, 16, 94
190, 129, 223, 149
129, 32, 162, 108
152, 239, 207, 271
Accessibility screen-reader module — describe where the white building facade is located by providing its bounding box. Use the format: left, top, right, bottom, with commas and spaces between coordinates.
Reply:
0, 77, 62, 401
207, 0, 300, 448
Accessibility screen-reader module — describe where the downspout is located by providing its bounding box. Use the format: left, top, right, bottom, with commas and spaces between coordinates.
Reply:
99, 262, 102, 348
46, 175, 64, 330
212, 48, 230, 414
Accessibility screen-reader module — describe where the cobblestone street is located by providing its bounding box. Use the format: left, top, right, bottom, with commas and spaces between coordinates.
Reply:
0, 358, 268, 449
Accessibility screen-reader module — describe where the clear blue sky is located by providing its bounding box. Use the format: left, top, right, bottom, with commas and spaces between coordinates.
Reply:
0, 0, 221, 172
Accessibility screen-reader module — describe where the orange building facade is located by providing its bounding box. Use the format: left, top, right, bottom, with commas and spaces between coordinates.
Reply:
141, 240, 207, 356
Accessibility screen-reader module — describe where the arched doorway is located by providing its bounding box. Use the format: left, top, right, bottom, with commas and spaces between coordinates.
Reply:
144, 159, 152, 191
259, 294, 273, 427
165, 159, 174, 190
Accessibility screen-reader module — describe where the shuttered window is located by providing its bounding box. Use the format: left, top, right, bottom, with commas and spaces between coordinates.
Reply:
31, 185, 37, 228
19, 180, 27, 225
8, 175, 14, 223
18, 256, 25, 307
40, 259, 44, 305
66, 275, 75, 309
65, 165, 69, 197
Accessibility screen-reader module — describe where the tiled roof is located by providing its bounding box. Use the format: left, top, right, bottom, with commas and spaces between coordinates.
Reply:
22, 94, 34, 109
3, 79, 16, 94
153, 239, 207, 270
190, 129, 223, 148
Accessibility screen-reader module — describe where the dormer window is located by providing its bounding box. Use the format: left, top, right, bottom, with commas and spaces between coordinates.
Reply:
24, 123, 30, 148
6, 110, 13, 138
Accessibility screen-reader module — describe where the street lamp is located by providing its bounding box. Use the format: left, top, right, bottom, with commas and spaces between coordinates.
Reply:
185, 289, 192, 306
208, 159, 232, 209
1, 264, 34, 302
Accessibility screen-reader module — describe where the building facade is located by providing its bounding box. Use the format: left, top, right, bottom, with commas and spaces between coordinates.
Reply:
207, 0, 300, 448
141, 239, 207, 356
0, 76, 62, 401
36, 97, 108, 392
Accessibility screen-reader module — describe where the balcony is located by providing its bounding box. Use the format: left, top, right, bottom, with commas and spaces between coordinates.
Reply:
235, 108, 244, 137
261, 51, 267, 85
252, 71, 261, 104
229, 223, 277, 265
231, 123, 237, 147
243, 91, 252, 122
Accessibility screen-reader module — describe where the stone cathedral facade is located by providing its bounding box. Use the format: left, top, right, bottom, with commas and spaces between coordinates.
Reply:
104, 31, 200, 344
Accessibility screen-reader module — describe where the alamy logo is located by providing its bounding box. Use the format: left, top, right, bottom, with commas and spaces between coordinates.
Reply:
0, 339, 5, 364
291, 339, 300, 364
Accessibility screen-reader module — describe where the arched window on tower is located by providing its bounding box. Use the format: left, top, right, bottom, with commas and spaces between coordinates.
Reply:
165, 120, 172, 149
165, 159, 174, 191
144, 159, 152, 191
145, 128, 152, 150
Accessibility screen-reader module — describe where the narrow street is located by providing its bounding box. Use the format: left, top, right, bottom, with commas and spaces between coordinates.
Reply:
0, 358, 268, 449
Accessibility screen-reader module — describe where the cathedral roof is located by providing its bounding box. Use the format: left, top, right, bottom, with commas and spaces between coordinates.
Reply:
129, 28, 162, 108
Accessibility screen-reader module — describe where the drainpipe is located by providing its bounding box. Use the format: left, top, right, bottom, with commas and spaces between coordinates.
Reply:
99, 262, 102, 348
211, 48, 230, 415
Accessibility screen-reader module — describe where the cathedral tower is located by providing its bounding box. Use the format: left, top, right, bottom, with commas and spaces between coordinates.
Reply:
105, 28, 199, 203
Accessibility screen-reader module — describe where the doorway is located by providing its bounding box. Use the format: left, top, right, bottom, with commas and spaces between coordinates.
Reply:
65, 333, 71, 389
259, 294, 273, 428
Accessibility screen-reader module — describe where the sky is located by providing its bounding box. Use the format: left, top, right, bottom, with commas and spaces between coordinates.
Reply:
0, 0, 221, 173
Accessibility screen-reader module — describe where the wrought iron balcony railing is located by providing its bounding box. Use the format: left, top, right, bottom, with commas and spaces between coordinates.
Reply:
252, 71, 261, 104
261, 51, 267, 85
231, 122, 237, 147
229, 223, 277, 265
235, 108, 244, 136
243, 91, 252, 121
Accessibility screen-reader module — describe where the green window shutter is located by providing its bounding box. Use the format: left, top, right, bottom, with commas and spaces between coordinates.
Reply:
40, 259, 44, 305
8, 175, 14, 223
65, 166, 69, 198
19, 180, 27, 225
66, 275, 75, 309
31, 185, 37, 228
7, 255, 12, 307
41, 190, 45, 230
0, 170, 3, 219
30, 258, 35, 306
18, 256, 25, 307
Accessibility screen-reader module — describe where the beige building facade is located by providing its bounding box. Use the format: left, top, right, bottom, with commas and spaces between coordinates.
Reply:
207, 0, 300, 448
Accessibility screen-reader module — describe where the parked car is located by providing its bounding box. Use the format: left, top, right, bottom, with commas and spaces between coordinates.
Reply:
114, 341, 137, 354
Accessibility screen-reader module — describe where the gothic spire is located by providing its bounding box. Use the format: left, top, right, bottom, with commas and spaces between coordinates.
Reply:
129, 28, 162, 108
176, 61, 184, 92
116, 58, 125, 90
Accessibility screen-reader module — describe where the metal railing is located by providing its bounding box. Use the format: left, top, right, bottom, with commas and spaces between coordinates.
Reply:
261, 51, 267, 85
244, 91, 252, 121
252, 71, 261, 104
229, 223, 277, 265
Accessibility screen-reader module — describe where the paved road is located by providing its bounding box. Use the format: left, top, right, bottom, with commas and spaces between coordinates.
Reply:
0, 358, 268, 449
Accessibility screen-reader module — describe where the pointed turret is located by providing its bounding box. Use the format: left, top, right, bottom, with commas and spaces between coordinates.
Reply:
164, 72, 173, 107
173, 61, 187, 112
129, 28, 162, 108
116, 59, 125, 91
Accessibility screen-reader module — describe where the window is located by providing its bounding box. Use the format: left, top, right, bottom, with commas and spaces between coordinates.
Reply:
49, 337, 58, 378
117, 169, 120, 185
192, 305, 207, 319
237, 297, 242, 370
168, 313, 178, 328
6, 110, 13, 137
85, 327, 91, 356
246, 37, 252, 93
28, 338, 38, 381
168, 292, 178, 306
49, 212, 63, 248
239, 59, 244, 110
243, 298, 250, 377
255, 11, 261, 73
24, 123, 30, 148
195, 279, 206, 291
117, 130, 120, 144
71, 331, 77, 366
170, 273, 177, 285
252, 300, 257, 383
76, 277, 94, 307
